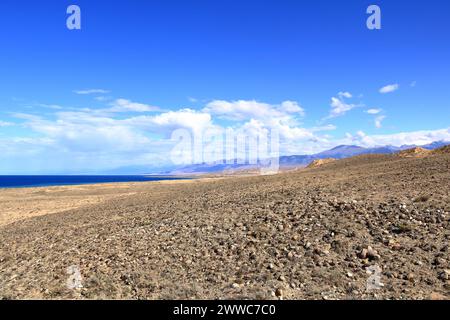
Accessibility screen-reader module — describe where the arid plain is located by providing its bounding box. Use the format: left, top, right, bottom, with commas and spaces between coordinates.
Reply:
0, 149, 449, 300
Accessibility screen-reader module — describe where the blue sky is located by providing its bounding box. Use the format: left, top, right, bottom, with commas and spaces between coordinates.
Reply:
0, 0, 449, 174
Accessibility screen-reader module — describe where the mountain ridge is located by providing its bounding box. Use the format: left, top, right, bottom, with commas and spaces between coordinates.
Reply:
166, 140, 450, 174
100, 140, 450, 175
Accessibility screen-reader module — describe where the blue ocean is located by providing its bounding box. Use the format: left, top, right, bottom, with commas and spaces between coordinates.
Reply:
0, 175, 183, 189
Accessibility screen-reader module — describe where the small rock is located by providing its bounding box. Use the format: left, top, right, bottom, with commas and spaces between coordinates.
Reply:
361, 258, 370, 267
279, 275, 286, 282
406, 273, 415, 282
232, 283, 240, 289
444, 281, 450, 290
275, 288, 283, 297
358, 246, 381, 261
359, 248, 368, 259
438, 270, 450, 281
366, 246, 380, 260
314, 247, 329, 256
387, 239, 402, 251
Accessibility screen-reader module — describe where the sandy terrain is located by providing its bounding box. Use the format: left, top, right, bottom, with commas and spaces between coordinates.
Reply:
0, 153, 449, 300
0, 179, 199, 227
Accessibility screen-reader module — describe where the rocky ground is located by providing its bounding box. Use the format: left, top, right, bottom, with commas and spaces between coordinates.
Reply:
0, 152, 449, 300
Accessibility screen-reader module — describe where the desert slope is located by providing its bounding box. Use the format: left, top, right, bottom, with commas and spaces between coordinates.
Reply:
0, 153, 449, 300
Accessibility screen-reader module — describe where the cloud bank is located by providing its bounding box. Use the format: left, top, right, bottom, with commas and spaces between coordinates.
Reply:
1, 94, 448, 174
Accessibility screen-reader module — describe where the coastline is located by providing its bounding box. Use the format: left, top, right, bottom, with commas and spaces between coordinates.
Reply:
0, 175, 192, 190
0, 178, 206, 227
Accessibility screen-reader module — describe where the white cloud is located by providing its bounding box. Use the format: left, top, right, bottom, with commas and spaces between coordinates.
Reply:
311, 124, 337, 132
326, 92, 356, 119
143, 109, 213, 134
229, 118, 317, 155
11, 113, 43, 121
203, 100, 305, 122
379, 84, 399, 94
202, 100, 315, 148
74, 89, 110, 95
0, 121, 13, 127
338, 92, 352, 99
374, 115, 386, 129
6, 93, 449, 174
18, 112, 151, 153
364, 109, 386, 128
7, 98, 324, 171
283, 127, 450, 156
107, 99, 161, 113
279, 101, 306, 116
94, 96, 111, 102
37, 103, 64, 110
366, 108, 382, 114
345, 128, 450, 147
4, 106, 221, 173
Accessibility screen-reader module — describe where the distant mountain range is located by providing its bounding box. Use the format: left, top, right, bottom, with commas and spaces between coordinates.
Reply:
166, 140, 450, 175
101, 140, 450, 175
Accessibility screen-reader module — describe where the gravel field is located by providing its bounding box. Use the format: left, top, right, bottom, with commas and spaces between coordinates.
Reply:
1, 152, 449, 300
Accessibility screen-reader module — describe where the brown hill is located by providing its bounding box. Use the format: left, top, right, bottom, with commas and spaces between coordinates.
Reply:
307, 158, 336, 168
397, 147, 431, 158
432, 145, 450, 154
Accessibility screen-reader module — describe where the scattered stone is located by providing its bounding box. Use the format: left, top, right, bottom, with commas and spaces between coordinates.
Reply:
275, 288, 283, 297
444, 281, 450, 291
359, 248, 368, 259
358, 246, 380, 261
406, 273, 415, 282
438, 270, 450, 281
